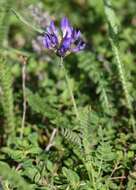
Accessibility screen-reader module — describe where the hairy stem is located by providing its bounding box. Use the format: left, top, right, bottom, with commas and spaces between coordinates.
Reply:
84, 158, 96, 190
11, 8, 44, 34
20, 57, 27, 139
0, 0, 15, 138
0, 58, 15, 136
110, 38, 135, 132
60, 57, 79, 120
103, 0, 135, 133
83, 127, 96, 189
45, 128, 57, 151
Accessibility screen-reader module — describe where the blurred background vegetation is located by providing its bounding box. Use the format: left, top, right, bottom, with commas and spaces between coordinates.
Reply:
0, 0, 136, 189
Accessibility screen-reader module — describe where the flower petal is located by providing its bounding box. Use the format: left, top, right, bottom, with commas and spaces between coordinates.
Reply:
72, 29, 81, 40
47, 21, 58, 35
61, 17, 73, 38
57, 37, 71, 57
43, 32, 59, 49
42, 17, 85, 56
62, 37, 71, 49
71, 40, 86, 52
50, 34, 58, 47
43, 35, 52, 49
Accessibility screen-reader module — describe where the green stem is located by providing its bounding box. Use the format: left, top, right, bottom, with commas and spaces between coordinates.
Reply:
82, 119, 96, 189
103, 0, 136, 134
11, 8, 44, 34
110, 38, 135, 133
0, 0, 15, 138
0, 58, 15, 136
60, 57, 80, 120
84, 160, 96, 190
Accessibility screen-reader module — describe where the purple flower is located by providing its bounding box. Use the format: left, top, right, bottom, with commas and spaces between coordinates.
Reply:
43, 21, 59, 49
61, 17, 73, 38
43, 17, 85, 57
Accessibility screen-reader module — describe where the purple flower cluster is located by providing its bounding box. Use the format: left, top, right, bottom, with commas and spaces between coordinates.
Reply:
43, 17, 85, 57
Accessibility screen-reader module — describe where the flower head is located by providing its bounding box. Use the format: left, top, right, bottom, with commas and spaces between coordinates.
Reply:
43, 17, 85, 57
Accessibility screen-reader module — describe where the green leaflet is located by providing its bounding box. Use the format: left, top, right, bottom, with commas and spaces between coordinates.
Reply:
0, 161, 34, 190
103, 0, 119, 35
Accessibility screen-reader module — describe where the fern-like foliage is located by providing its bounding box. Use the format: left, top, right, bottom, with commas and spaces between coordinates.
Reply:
0, 161, 33, 190
103, 0, 136, 133
62, 167, 80, 190
0, 57, 15, 136
26, 88, 61, 124
0, 0, 14, 47
78, 52, 114, 114
61, 128, 82, 148
79, 106, 98, 189
61, 106, 117, 189
0, 0, 16, 139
